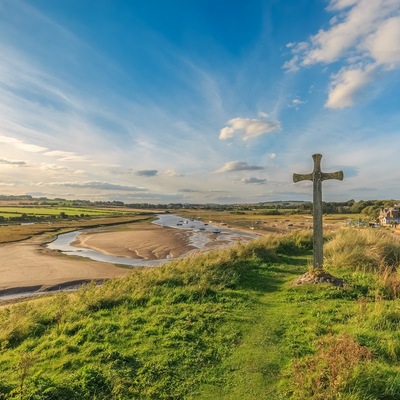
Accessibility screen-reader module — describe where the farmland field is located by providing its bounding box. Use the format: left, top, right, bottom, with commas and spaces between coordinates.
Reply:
0, 206, 132, 218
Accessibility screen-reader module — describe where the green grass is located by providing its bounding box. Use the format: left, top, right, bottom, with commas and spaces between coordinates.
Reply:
1, 229, 400, 399
0, 206, 133, 218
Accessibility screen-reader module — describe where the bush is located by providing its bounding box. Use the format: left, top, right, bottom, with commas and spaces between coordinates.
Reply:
286, 333, 371, 400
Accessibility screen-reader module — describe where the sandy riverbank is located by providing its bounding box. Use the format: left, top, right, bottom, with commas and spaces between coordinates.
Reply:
72, 224, 196, 260
0, 223, 204, 298
0, 220, 256, 299
0, 239, 130, 297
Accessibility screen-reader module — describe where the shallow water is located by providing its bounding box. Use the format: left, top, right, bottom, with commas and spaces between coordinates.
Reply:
47, 231, 163, 267
47, 214, 257, 267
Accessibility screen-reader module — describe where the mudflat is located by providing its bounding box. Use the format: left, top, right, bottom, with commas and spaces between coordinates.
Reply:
0, 223, 197, 296
73, 224, 196, 260
0, 240, 130, 295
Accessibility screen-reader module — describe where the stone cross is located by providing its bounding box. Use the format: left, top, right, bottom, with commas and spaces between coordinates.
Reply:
293, 154, 343, 269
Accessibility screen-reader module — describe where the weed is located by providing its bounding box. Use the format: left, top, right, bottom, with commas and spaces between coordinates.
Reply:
286, 333, 371, 400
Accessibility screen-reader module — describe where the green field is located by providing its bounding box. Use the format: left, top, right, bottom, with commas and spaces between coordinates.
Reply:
1, 228, 400, 399
0, 206, 132, 218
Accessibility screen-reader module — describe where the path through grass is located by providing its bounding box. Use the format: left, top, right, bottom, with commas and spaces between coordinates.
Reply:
193, 255, 307, 399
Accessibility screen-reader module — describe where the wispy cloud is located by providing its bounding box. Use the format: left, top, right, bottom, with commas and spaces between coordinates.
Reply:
236, 177, 267, 185
178, 188, 202, 193
163, 169, 184, 177
284, 0, 400, 108
37, 181, 146, 191
0, 135, 47, 153
214, 161, 264, 173
44, 150, 90, 162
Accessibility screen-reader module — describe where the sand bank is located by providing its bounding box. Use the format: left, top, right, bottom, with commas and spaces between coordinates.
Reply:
72, 224, 196, 260
0, 220, 255, 299
0, 240, 129, 296
0, 223, 198, 297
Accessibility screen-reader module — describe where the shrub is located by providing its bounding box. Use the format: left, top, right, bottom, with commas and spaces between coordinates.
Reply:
286, 333, 371, 400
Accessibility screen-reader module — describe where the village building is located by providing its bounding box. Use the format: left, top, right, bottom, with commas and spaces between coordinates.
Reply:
379, 206, 400, 225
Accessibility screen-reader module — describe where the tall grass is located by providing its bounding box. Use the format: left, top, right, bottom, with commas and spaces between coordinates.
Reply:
325, 228, 400, 272
324, 228, 400, 299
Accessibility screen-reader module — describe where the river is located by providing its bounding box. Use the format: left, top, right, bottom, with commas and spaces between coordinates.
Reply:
46, 214, 257, 267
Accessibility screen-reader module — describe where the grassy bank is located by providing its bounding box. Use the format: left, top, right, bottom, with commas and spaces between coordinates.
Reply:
1, 229, 400, 399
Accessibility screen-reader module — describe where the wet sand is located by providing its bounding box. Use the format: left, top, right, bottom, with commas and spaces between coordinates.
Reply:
72, 224, 196, 260
0, 221, 256, 299
0, 224, 197, 297
0, 240, 129, 296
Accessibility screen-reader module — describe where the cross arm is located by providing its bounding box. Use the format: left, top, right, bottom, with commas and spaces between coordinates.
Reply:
321, 170, 344, 181
293, 172, 313, 183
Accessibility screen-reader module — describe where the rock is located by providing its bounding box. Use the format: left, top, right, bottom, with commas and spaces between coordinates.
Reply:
293, 270, 344, 287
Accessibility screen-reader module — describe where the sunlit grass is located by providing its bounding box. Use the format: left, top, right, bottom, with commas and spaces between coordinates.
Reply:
1, 228, 400, 398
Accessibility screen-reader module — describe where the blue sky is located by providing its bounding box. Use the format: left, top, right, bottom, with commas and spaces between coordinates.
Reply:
1, 0, 399, 204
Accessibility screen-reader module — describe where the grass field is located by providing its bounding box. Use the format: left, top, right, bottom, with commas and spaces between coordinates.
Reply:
0, 206, 133, 218
177, 209, 356, 234
1, 228, 400, 399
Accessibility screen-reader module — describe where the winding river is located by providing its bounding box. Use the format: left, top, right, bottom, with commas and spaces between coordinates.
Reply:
47, 214, 257, 267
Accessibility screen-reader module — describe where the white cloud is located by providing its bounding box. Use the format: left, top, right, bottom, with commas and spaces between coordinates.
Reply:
269, 153, 276, 160
365, 16, 400, 68
219, 117, 281, 141
215, 161, 264, 173
219, 126, 236, 140
0, 135, 47, 153
163, 169, 184, 177
16, 142, 48, 153
39, 163, 68, 171
44, 150, 89, 162
237, 177, 267, 185
326, 65, 373, 108
285, 0, 400, 108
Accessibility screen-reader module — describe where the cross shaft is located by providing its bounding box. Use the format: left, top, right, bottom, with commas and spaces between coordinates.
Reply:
293, 154, 343, 269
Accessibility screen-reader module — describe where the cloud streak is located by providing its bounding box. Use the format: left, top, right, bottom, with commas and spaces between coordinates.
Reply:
237, 177, 267, 185
37, 181, 146, 192
215, 161, 264, 173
